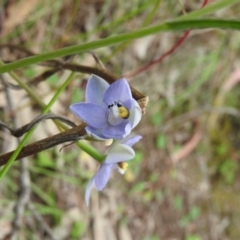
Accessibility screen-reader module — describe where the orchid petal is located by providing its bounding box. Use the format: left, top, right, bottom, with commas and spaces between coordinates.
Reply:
86, 74, 109, 106
85, 177, 95, 206
94, 164, 113, 190
128, 100, 142, 129
102, 122, 131, 139
122, 135, 142, 147
103, 79, 132, 109
70, 103, 107, 128
86, 126, 109, 140
104, 144, 135, 164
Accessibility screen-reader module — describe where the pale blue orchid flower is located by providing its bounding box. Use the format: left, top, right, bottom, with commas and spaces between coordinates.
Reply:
85, 135, 142, 206
70, 74, 142, 140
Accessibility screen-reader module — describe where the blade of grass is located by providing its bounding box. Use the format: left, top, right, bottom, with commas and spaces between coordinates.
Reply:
32, 203, 63, 216
29, 165, 82, 185
0, 18, 240, 74
31, 182, 55, 206
178, 0, 240, 20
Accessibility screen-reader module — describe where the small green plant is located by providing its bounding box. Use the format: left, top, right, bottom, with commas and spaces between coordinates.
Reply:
174, 195, 183, 211
180, 206, 201, 227
185, 234, 202, 240
70, 221, 87, 239
219, 159, 238, 184
155, 134, 166, 149
151, 112, 162, 126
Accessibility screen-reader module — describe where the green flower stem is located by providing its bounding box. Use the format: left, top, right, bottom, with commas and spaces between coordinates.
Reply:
0, 18, 240, 74
76, 141, 105, 163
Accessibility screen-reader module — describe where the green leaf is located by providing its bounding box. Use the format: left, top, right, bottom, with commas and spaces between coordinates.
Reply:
189, 206, 201, 220
180, 215, 191, 227
70, 221, 87, 238
174, 195, 183, 210
155, 190, 164, 201
131, 182, 145, 193
37, 151, 55, 168
156, 134, 166, 149
34, 203, 63, 217
24, 68, 36, 78
72, 88, 83, 103
185, 235, 202, 240
143, 190, 153, 202
132, 151, 143, 163
151, 112, 162, 126
149, 172, 158, 183
31, 183, 55, 206
219, 159, 238, 184
47, 74, 59, 85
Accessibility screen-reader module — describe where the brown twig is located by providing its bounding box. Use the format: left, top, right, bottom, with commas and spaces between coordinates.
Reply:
0, 124, 87, 166
28, 68, 61, 86
0, 113, 77, 138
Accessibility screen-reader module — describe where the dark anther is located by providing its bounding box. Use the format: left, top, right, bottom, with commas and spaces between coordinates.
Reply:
108, 104, 113, 109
